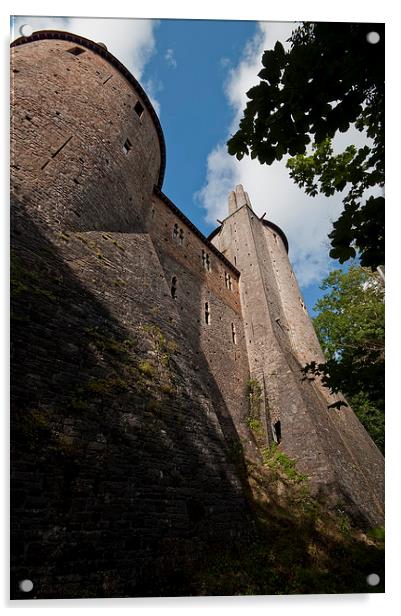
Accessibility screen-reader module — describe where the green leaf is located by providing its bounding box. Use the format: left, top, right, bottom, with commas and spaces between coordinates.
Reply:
226, 22, 384, 269
307, 265, 384, 450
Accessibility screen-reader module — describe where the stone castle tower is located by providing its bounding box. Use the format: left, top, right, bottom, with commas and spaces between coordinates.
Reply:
10, 30, 384, 598
209, 185, 384, 520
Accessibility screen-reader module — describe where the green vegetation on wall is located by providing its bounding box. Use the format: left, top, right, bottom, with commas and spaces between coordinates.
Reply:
246, 378, 264, 438
261, 442, 308, 484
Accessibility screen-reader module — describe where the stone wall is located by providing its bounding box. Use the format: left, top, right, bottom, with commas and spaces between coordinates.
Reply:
10, 197, 256, 599
261, 223, 325, 367
11, 35, 162, 234
210, 192, 384, 527
10, 33, 254, 599
147, 191, 251, 443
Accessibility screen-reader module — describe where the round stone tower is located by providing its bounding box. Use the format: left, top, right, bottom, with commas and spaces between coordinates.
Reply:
260, 221, 326, 368
11, 30, 165, 232
209, 186, 384, 526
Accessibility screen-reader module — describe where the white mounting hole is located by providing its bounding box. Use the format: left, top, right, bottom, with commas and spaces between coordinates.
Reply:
19, 24, 33, 37
366, 31, 380, 44
19, 579, 34, 592
366, 573, 380, 586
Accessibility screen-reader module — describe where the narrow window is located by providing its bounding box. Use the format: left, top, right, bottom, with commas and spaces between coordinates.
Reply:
151, 206, 155, 220
225, 272, 229, 288
272, 421, 282, 444
179, 228, 184, 245
68, 47, 85, 56
231, 323, 237, 344
273, 233, 278, 244
201, 250, 211, 271
134, 100, 144, 118
172, 223, 179, 241
205, 301, 211, 325
234, 255, 237, 266
225, 272, 232, 289
123, 138, 132, 155
171, 276, 177, 299
299, 297, 307, 313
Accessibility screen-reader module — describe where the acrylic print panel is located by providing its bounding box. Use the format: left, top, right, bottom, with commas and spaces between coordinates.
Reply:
10, 16, 384, 599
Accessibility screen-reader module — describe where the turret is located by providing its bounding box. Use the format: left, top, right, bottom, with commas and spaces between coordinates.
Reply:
11, 30, 165, 233
209, 186, 384, 526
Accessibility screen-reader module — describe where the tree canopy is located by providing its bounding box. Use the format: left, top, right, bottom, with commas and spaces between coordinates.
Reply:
304, 266, 384, 451
227, 22, 384, 268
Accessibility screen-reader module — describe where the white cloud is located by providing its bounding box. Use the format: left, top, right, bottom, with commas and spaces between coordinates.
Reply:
165, 48, 177, 68
141, 78, 163, 117
11, 16, 159, 99
197, 21, 372, 288
225, 22, 295, 130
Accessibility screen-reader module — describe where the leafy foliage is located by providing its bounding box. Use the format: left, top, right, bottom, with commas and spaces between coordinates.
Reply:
227, 22, 384, 267
303, 266, 384, 451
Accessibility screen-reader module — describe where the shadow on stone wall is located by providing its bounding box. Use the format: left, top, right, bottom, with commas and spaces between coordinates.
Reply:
10, 201, 252, 599
10, 200, 385, 599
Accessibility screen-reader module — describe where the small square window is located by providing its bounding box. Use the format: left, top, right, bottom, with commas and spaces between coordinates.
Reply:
68, 47, 85, 56
134, 100, 144, 118
123, 138, 132, 155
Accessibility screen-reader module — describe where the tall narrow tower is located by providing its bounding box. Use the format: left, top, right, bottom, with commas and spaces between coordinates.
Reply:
209, 185, 384, 526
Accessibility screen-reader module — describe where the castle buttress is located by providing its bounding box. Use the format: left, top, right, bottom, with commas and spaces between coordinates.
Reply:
10, 30, 384, 598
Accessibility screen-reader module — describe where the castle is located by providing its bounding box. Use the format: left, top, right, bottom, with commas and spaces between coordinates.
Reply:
10, 30, 384, 598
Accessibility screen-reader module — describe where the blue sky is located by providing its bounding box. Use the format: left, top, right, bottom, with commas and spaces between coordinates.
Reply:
144, 19, 256, 214
11, 16, 372, 314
